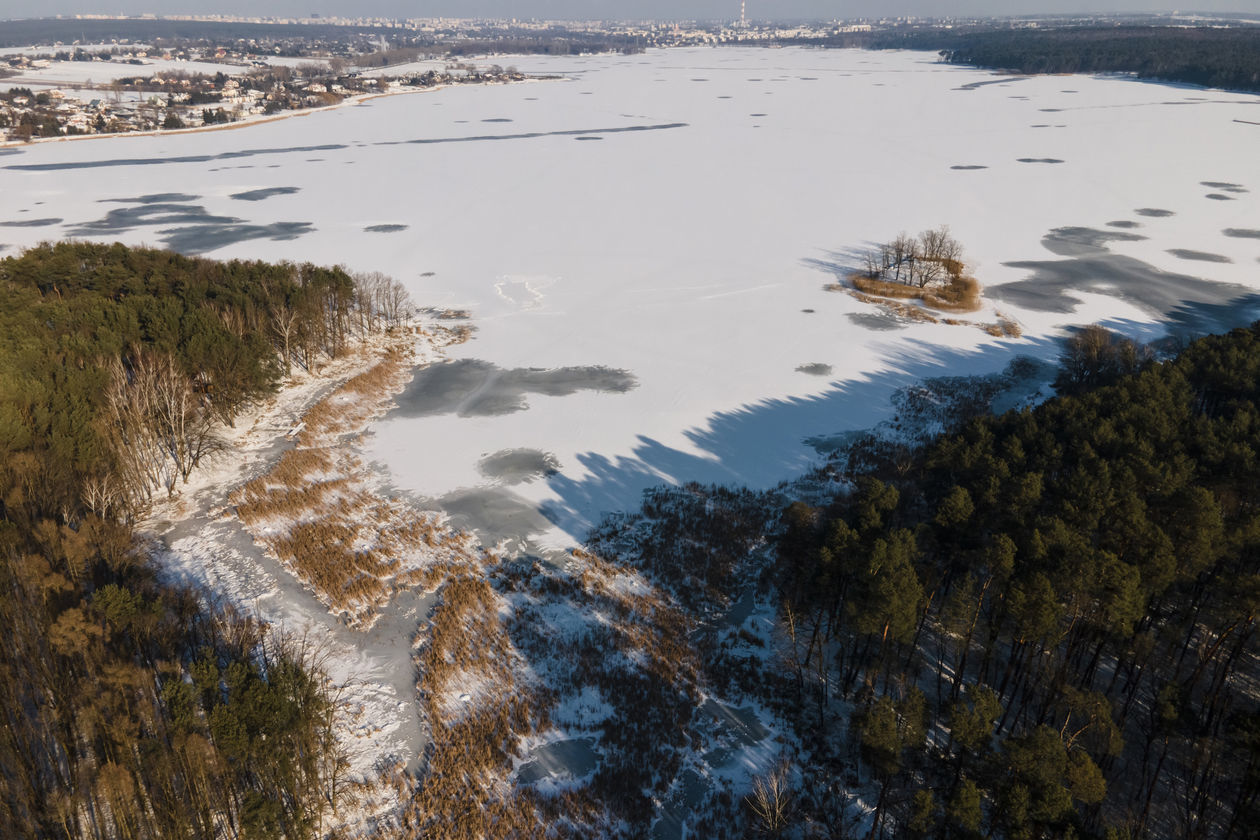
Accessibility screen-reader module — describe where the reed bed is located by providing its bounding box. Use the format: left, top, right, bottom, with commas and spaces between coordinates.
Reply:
231, 338, 475, 628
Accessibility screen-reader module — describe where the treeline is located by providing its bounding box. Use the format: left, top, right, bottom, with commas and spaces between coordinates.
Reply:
444, 35, 647, 57
1, 241, 411, 517
772, 323, 1260, 837
0, 242, 408, 838
940, 26, 1260, 93
862, 226, 965, 289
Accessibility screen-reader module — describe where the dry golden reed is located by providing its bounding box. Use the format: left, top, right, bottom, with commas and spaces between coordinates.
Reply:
231, 338, 473, 628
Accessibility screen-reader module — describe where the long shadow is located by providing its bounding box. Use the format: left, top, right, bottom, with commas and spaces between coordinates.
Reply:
539, 333, 1063, 541
539, 289, 1260, 543
2, 124, 689, 173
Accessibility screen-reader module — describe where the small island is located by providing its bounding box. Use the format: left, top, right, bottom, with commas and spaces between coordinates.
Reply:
854, 225, 980, 311
831, 225, 1021, 337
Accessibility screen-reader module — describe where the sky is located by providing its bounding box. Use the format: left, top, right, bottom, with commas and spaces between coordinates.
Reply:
2, 0, 1260, 20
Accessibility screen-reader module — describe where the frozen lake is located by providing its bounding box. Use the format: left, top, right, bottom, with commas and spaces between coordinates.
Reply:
3, 47, 1258, 549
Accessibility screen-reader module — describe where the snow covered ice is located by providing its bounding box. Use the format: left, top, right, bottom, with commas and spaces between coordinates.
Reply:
2, 47, 1258, 551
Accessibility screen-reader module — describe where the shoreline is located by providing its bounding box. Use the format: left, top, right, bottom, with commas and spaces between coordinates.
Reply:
0, 76, 547, 149
140, 325, 460, 825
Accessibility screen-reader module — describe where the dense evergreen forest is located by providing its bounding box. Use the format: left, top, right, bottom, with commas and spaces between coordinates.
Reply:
775, 324, 1260, 837
597, 323, 1260, 838
771, 25, 1260, 94
935, 26, 1260, 93
0, 242, 407, 838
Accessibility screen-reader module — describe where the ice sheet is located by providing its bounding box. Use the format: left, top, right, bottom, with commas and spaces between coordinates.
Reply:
3, 47, 1258, 549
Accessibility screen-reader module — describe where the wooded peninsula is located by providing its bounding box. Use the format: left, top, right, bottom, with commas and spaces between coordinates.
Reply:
2, 241, 1258, 838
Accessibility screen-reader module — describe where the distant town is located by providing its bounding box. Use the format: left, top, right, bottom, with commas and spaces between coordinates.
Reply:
2, 11, 1258, 142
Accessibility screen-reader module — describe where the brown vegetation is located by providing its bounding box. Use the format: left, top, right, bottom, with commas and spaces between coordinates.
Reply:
850, 269, 981, 313
400, 572, 588, 839
232, 339, 474, 628
845, 225, 984, 317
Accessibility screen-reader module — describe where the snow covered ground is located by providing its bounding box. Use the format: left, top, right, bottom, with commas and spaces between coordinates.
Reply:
0, 57, 248, 88
2, 47, 1258, 554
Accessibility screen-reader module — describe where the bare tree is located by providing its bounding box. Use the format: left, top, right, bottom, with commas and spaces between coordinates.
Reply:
271, 301, 299, 377
148, 352, 221, 484
383, 277, 411, 327
890, 233, 915, 284
105, 352, 223, 500
747, 759, 795, 837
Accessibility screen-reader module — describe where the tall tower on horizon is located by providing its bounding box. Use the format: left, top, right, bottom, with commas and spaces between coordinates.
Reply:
740, 0, 747, 27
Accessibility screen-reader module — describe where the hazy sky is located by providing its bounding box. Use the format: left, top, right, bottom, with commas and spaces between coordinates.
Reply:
2, 0, 1260, 20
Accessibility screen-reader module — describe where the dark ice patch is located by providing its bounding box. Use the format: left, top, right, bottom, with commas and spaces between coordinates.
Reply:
846, 311, 906, 331
477, 449, 561, 484
364, 223, 409, 233
230, 186, 301, 201
5, 143, 350, 172
481, 118, 513, 123
1223, 228, 1260, 239
1201, 181, 1247, 193
951, 165, 988, 170
66, 200, 312, 254
159, 222, 314, 253
434, 485, 553, 545
574, 136, 603, 141
1167, 249, 1232, 263
1135, 208, 1174, 217
389, 123, 687, 147
993, 252, 1255, 320
955, 76, 1030, 91
1106, 220, 1142, 229
518, 739, 598, 785
0, 217, 62, 227
1017, 157, 1064, 164
1205, 193, 1235, 201
1040, 226, 1147, 257
70, 203, 238, 234
102, 193, 201, 204
391, 359, 637, 418
795, 363, 833, 377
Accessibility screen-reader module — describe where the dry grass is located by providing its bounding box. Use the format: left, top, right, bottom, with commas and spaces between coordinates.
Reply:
849, 274, 924, 300
847, 289, 940, 324
231, 337, 475, 628
399, 572, 605, 840
921, 274, 981, 312
836, 274, 1027, 339
400, 543, 704, 836
849, 272, 982, 313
